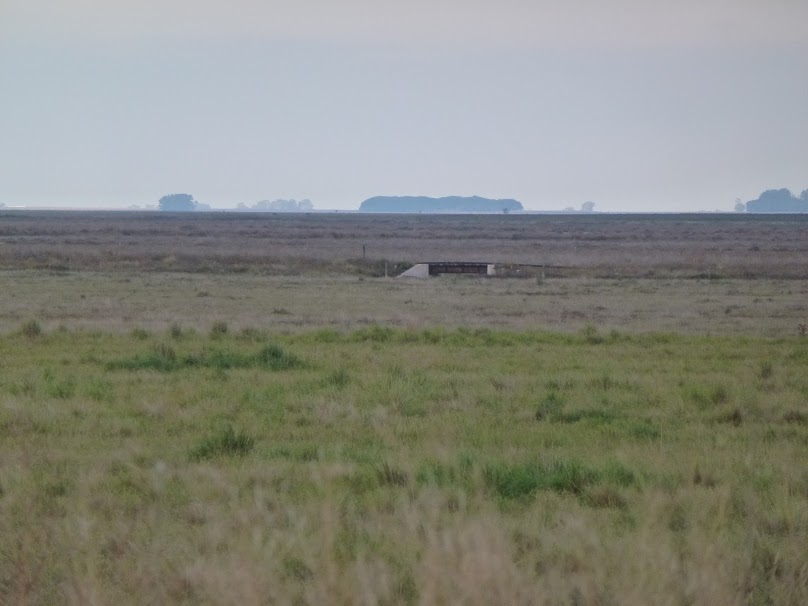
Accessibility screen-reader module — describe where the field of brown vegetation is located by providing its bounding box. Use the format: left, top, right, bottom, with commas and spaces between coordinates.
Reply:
2, 210, 808, 278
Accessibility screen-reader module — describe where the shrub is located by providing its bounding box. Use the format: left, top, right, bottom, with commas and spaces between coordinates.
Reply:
191, 426, 255, 460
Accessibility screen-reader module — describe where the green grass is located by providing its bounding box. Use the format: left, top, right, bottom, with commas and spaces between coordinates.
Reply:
1, 327, 807, 605
106, 343, 302, 372
191, 425, 256, 461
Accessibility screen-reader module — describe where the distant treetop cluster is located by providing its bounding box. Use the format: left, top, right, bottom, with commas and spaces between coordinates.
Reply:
158, 193, 210, 212
741, 188, 808, 213
157, 194, 313, 212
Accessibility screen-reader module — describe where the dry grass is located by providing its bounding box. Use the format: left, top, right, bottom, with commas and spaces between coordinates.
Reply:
1, 270, 807, 337
2, 210, 808, 278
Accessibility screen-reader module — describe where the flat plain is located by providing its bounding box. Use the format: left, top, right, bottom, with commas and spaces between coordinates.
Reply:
1, 211, 807, 605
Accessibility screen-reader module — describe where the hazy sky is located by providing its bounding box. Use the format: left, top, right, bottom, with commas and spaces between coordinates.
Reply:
1, 0, 806, 211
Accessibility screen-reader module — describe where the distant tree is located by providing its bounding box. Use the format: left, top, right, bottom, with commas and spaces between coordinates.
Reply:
158, 193, 197, 212
746, 188, 808, 213
734, 198, 746, 212
802, 189, 808, 202
581, 201, 595, 213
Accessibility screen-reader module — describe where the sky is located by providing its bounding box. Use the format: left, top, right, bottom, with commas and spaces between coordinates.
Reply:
1, 0, 806, 211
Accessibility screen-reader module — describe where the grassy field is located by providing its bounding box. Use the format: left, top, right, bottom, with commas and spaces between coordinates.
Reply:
2, 271, 808, 338
1, 324, 807, 605
2, 210, 808, 278
2, 211, 808, 604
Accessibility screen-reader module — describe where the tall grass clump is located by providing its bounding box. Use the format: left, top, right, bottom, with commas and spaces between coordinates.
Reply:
255, 344, 301, 370
191, 425, 255, 460
581, 324, 605, 344
168, 322, 184, 340
130, 327, 149, 340
209, 320, 228, 339
323, 368, 351, 389
485, 460, 599, 499
20, 319, 42, 339
535, 391, 564, 420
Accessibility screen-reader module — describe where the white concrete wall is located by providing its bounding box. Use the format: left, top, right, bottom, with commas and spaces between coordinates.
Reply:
399, 263, 430, 278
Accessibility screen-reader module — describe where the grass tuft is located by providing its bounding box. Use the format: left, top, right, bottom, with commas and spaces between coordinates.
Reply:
782, 410, 807, 425
191, 425, 255, 460
715, 408, 743, 426
376, 462, 409, 487
130, 327, 150, 340
282, 557, 313, 581
581, 325, 605, 345
209, 321, 228, 339
583, 486, 627, 509
20, 318, 43, 339
485, 460, 599, 500
168, 323, 184, 340
324, 369, 351, 388
535, 391, 563, 420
